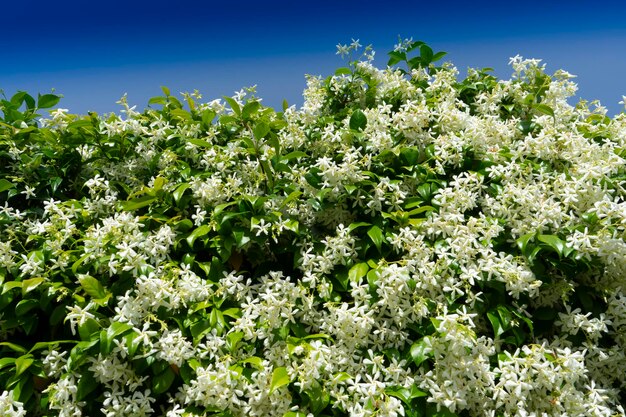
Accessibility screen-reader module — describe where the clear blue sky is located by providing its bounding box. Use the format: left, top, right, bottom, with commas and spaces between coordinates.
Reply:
2, 1, 626, 116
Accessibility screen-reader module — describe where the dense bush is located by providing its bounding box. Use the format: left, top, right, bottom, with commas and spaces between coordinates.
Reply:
1, 39, 626, 416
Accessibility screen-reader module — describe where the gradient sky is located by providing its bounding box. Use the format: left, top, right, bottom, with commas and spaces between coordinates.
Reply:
2, 1, 626, 116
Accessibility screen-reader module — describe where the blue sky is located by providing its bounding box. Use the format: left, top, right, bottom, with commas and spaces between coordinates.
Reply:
2, 1, 626, 116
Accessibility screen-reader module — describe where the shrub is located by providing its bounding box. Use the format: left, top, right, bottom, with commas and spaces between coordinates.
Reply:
1, 39, 625, 417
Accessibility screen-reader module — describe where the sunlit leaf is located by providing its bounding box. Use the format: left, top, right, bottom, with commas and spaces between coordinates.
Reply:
15, 355, 34, 376
21, 277, 45, 295
533, 103, 555, 118
172, 182, 191, 203
121, 195, 157, 211
367, 225, 384, 252
186, 225, 211, 247
348, 262, 369, 283
409, 338, 430, 366
270, 366, 290, 393
223, 96, 241, 116
537, 234, 566, 256
78, 275, 108, 300
37, 93, 61, 109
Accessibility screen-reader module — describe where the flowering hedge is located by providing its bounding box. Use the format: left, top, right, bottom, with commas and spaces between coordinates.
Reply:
1, 39, 626, 417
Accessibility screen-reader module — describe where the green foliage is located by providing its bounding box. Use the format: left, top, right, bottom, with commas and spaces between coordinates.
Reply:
1, 39, 625, 417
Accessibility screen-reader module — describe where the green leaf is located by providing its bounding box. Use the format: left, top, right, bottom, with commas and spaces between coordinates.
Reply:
385, 384, 427, 405
348, 262, 369, 283
348, 222, 371, 233
106, 322, 132, 343
76, 370, 98, 401
334, 67, 352, 76
533, 103, 555, 118
367, 225, 384, 252
400, 148, 420, 166
78, 318, 101, 342
10, 91, 27, 107
148, 96, 167, 106
408, 206, 436, 217
512, 310, 534, 334
409, 338, 430, 367
281, 151, 307, 161
367, 268, 379, 289
121, 195, 157, 211
497, 306, 513, 330
21, 277, 45, 295
0, 179, 16, 192
280, 192, 303, 211
71, 252, 92, 275
419, 44, 434, 64
187, 138, 213, 148
242, 101, 261, 119
2, 281, 22, 294
349, 109, 367, 131
516, 232, 536, 256
172, 183, 191, 203
78, 275, 108, 299
223, 96, 241, 116
0, 357, 15, 371
537, 234, 566, 256
387, 51, 406, 66
431, 51, 447, 62
384, 386, 412, 404
66, 119, 92, 130
523, 93, 536, 105
170, 108, 191, 120
186, 225, 211, 247
28, 340, 75, 354
581, 211, 598, 224
0, 342, 27, 353
226, 331, 244, 352
14, 355, 34, 376
185, 94, 198, 112
487, 311, 504, 337
306, 382, 330, 414
302, 333, 330, 341
406, 41, 425, 52
270, 366, 290, 393
232, 230, 250, 248
161, 86, 171, 96
332, 372, 352, 384
417, 183, 435, 201
9, 374, 34, 404
409, 384, 428, 399
15, 299, 39, 316
190, 319, 212, 342
68, 340, 99, 370
37, 93, 61, 109
334, 269, 349, 292
222, 308, 241, 319
253, 121, 271, 139
152, 367, 176, 394
517, 120, 536, 135
241, 356, 265, 370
